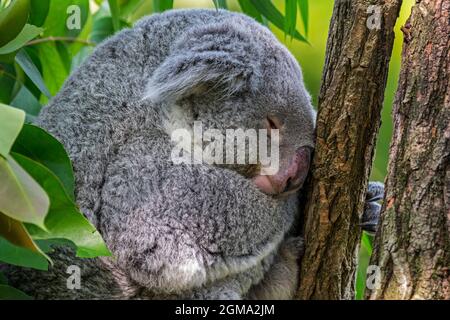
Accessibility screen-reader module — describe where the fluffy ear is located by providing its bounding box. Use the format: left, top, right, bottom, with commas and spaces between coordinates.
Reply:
143, 20, 261, 104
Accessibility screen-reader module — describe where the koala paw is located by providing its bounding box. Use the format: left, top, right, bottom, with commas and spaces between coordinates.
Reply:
280, 236, 304, 261
360, 181, 384, 234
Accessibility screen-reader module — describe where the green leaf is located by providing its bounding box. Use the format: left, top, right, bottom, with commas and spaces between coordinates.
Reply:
90, 16, 129, 44
249, 0, 307, 43
0, 155, 49, 230
13, 153, 112, 258
285, 0, 297, 38
35, 238, 74, 254
0, 103, 25, 157
0, 271, 7, 285
29, 0, 50, 27
108, 0, 120, 32
37, 42, 68, 102
297, 0, 308, 35
91, 16, 114, 43
0, 0, 30, 47
355, 232, 374, 299
212, 0, 227, 10
10, 84, 42, 121
55, 42, 72, 74
361, 231, 373, 256
0, 62, 16, 103
153, 0, 173, 12
15, 49, 51, 98
0, 284, 32, 300
11, 61, 25, 99
237, 0, 265, 25
21, 46, 44, 98
0, 213, 50, 267
0, 235, 48, 270
120, 0, 145, 20
0, 24, 43, 55
12, 124, 76, 200
42, 0, 89, 38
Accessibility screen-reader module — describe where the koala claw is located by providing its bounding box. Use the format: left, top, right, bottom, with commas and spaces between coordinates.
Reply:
280, 236, 304, 261
360, 181, 384, 234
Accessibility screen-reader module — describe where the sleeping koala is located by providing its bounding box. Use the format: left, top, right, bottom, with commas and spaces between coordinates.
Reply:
2, 9, 383, 299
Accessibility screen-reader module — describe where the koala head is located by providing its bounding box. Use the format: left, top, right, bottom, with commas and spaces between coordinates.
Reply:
144, 13, 315, 197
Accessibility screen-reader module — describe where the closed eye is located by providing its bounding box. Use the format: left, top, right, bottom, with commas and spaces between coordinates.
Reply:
267, 117, 277, 130
266, 116, 282, 132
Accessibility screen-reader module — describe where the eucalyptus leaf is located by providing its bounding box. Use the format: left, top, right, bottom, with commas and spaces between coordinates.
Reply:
0, 62, 16, 103
0, 271, 7, 285
0, 284, 32, 300
0, 235, 48, 271
0, 155, 49, 230
285, 0, 297, 38
91, 16, 129, 44
55, 42, 72, 74
37, 42, 68, 102
15, 49, 51, 99
108, 0, 121, 32
153, 0, 174, 12
0, 24, 44, 55
35, 238, 75, 254
361, 231, 373, 256
297, 0, 308, 35
120, 0, 144, 20
0, 24, 43, 55
0, 213, 50, 266
249, 0, 307, 43
0, 103, 24, 157
0, 0, 30, 47
12, 124, 76, 200
10, 84, 42, 119
212, 0, 227, 10
29, 0, 50, 27
237, 0, 265, 24
13, 153, 111, 258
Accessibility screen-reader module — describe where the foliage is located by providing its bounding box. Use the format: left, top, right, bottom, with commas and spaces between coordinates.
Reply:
0, 0, 114, 299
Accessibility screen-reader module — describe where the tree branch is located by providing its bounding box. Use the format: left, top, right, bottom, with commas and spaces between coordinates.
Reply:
26, 37, 96, 47
297, 0, 402, 299
368, 0, 450, 300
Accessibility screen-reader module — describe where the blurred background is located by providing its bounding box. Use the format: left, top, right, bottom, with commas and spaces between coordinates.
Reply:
0, 0, 415, 299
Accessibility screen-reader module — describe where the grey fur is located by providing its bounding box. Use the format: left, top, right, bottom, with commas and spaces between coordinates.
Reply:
1, 9, 379, 299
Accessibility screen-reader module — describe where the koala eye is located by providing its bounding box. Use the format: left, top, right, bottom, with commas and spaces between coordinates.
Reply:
266, 116, 282, 131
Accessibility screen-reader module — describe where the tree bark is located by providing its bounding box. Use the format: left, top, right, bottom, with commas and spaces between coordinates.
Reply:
368, 0, 450, 300
297, 0, 402, 299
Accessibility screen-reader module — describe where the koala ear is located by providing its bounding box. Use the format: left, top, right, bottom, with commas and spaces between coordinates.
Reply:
143, 20, 261, 104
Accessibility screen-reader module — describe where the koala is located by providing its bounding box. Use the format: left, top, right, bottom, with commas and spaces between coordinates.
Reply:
1, 9, 383, 299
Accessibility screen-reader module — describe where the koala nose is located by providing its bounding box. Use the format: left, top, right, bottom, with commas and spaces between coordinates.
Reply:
253, 147, 311, 195
272, 146, 311, 194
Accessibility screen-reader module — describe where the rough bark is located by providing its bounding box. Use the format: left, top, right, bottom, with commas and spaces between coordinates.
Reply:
368, 0, 450, 300
297, 0, 402, 299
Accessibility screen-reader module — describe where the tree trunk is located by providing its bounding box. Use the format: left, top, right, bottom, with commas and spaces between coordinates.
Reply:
297, 0, 402, 299
368, 0, 450, 300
